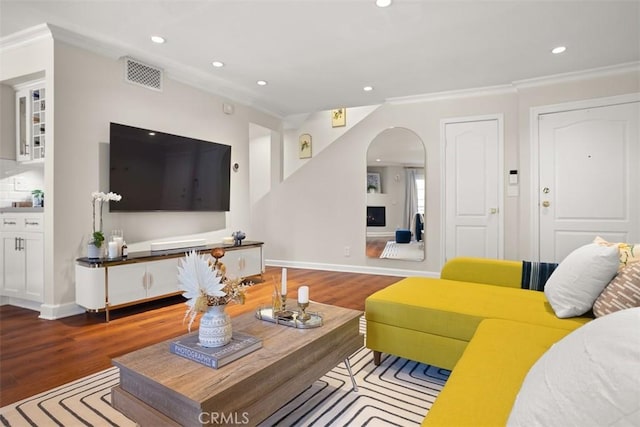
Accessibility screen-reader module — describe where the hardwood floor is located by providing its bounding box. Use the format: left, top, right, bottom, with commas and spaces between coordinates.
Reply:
366, 237, 388, 258
0, 266, 400, 407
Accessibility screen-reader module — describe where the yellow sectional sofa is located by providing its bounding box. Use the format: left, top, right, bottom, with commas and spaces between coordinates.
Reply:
364, 257, 593, 425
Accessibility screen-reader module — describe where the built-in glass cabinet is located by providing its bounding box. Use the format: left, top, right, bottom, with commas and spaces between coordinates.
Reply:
15, 81, 45, 162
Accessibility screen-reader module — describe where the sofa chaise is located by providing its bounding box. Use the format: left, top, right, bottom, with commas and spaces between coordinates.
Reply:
365, 244, 639, 426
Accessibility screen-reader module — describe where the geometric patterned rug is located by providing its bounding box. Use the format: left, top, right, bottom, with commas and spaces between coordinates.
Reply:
380, 241, 424, 261
0, 347, 450, 426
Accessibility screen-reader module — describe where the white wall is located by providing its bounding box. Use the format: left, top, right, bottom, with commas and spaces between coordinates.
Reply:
0, 159, 44, 207
48, 40, 280, 310
283, 105, 379, 178
249, 124, 271, 205
256, 67, 639, 274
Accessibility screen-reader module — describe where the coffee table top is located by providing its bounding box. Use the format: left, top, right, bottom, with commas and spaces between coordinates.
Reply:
112, 300, 362, 421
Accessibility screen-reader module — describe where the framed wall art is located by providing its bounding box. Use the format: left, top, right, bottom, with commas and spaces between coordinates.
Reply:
299, 133, 312, 158
367, 172, 381, 193
331, 108, 346, 127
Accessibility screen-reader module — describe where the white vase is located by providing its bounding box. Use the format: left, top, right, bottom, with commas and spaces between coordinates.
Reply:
199, 305, 232, 348
87, 242, 102, 259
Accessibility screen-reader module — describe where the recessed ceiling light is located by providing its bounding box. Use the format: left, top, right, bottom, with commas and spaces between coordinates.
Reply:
150, 36, 165, 44
148, 132, 156, 136
212, 61, 224, 68
376, 158, 382, 162
551, 46, 566, 54
376, 0, 392, 7
257, 80, 268, 86
363, 86, 374, 92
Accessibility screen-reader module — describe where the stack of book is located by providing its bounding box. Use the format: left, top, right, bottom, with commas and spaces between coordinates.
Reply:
170, 332, 262, 369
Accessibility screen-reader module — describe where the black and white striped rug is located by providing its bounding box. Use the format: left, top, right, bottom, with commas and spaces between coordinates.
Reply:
0, 347, 449, 426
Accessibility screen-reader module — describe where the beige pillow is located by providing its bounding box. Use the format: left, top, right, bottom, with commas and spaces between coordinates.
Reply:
544, 243, 619, 318
593, 236, 640, 269
593, 263, 640, 317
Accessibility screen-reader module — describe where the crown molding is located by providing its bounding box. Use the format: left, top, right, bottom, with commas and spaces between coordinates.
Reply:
513, 61, 640, 89
386, 61, 640, 105
387, 84, 516, 105
0, 23, 52, 50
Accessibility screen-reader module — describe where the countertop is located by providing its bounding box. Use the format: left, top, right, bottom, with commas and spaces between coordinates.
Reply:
76, 240, 264, 267
0, 207, 44, 213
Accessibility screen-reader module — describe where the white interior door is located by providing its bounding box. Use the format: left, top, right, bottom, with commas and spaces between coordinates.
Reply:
444, 118, 502, 263
538, 101, 639, 262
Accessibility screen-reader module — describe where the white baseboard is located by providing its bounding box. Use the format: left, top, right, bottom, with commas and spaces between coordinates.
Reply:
39, 302, 86, 320
0, 297, 42, 312
266, 259, 439, 278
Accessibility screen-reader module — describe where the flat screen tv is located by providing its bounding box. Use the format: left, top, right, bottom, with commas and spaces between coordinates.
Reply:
109, 123, 231, 212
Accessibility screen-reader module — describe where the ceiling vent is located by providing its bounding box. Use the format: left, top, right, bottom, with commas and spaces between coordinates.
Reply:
124, 57, 163, 91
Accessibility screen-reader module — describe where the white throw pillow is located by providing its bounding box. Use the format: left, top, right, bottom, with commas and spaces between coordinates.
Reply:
508, 307, 640, 427
544, 243, 619, 318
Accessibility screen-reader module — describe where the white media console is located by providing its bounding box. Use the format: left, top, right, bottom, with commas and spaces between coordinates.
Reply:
75, 241, 264, 321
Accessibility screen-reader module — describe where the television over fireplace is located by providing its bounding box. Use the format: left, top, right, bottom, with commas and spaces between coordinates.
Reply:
109, 123, 231, 212
367, 206, 386, 227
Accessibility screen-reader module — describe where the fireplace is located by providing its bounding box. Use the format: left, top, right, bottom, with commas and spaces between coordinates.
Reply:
367, 206, 386, 227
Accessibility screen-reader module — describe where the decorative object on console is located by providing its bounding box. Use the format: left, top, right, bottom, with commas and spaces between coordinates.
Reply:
88, 191, 122, 258
232, 230, 246, 246
177, 250, 249, 347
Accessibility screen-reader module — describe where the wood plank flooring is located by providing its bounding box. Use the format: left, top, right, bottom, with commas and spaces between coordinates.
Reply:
0, 266, 400, 407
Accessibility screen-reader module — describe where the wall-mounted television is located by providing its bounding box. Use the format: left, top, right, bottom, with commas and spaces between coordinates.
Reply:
109, 123, 231, 212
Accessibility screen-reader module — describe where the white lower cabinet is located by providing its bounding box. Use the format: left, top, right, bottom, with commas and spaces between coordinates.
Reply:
0, 213, 44, 303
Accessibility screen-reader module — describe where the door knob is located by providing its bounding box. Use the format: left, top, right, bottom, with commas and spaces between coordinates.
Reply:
542, 200, 550, 207
490, 208, 498, 214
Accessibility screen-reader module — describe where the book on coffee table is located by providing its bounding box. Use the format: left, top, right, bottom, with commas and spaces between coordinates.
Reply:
170, 332, 262, 369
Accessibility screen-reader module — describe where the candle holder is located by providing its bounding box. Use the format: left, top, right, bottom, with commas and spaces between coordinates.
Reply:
280, 293, 288, 313
297, 302, 310, 322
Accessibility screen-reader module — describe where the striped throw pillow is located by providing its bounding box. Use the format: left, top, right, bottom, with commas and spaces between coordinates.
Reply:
593, 263, 640, 317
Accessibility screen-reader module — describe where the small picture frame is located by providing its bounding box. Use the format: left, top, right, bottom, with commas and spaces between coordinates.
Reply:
331, 108, 346, 127
299, 133, 312, 159
367, 172, 381, 193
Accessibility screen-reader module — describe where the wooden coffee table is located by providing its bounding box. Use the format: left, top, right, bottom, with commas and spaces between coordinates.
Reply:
111, 301, 363, 426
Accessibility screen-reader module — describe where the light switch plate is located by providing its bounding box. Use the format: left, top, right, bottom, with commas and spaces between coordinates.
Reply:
14, 177, 29, 191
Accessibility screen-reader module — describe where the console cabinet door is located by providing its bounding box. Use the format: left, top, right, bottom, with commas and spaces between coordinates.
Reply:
107, 263, 147, 306
223, 247, 263, 279
145, 258, 180, 299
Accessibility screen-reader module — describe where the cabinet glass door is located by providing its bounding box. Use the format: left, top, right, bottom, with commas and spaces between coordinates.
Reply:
16, 92, 30, 161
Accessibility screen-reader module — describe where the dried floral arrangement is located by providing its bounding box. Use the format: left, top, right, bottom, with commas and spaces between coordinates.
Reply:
177, 249, 250, 331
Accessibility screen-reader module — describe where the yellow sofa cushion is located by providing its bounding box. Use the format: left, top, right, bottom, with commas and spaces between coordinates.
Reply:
423, 319, 571, 427
440, 257, 523, 288
366, 277, 590, 344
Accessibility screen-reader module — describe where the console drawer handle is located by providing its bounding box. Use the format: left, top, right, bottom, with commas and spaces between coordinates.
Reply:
3, 220, 17, 225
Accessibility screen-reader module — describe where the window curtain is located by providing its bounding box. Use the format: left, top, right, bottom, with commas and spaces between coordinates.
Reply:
404, 168, 419, 230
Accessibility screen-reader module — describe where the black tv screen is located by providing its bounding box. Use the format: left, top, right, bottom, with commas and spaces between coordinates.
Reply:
109, 123, 231, 212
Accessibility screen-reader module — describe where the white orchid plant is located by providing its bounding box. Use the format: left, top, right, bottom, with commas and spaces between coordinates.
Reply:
177, 250, 248, 331
91, 191, 122, 248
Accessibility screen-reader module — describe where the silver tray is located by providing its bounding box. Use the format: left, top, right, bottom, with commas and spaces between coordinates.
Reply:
255, 306, 323, 329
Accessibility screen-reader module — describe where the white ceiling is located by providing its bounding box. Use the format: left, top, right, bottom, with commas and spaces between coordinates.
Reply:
1, 0, 639, 118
